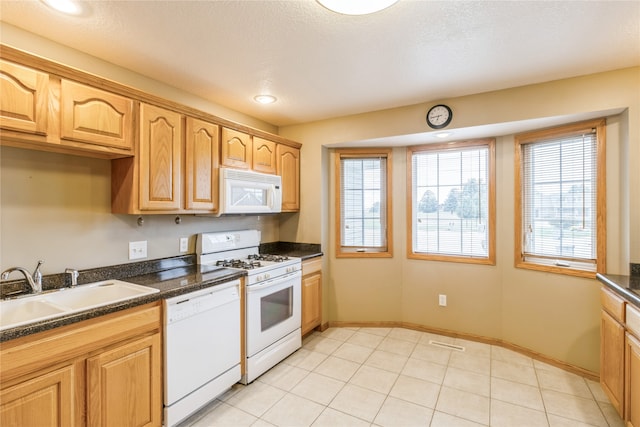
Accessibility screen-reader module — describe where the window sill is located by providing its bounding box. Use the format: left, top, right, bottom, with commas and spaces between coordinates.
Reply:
408, 253, 495, 265
515, 261, 598, 279
336, 251, 393, 259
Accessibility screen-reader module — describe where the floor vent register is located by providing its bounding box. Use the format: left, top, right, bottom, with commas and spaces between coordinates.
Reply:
428, 340, 465, 352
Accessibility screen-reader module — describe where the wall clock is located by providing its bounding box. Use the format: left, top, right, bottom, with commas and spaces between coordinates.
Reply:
426, 104, 452, 129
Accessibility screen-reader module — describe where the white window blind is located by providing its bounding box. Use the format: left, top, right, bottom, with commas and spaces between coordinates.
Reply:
411, 146, 490, 258
339, 156, 387, 251
521, 130, 598, 269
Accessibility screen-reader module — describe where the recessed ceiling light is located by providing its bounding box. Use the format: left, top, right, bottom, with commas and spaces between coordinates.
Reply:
254, 95, 277, 104
317, 0, 398, 15
436, 132, 452, 139
41, 0, 82, 15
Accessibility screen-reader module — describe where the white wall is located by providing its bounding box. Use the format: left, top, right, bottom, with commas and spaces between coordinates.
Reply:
0, 146, 280, 275
280, 67, 639, 373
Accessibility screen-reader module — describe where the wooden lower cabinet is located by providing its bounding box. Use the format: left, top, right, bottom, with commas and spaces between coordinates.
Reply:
600, 286, 640, 426
626, 330, 640, 427
0, 364, 78, 427
87, 334, 161, 427
601, 309, 625, 416
0, 303, 161, 427
301, 257, 322, 336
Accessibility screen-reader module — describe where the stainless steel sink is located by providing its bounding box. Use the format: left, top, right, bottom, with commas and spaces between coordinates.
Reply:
0, 280, 159, 331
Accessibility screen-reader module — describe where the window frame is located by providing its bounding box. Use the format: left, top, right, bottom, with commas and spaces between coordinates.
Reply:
514, 118, 606, 278
335, 148, 393, 258
407, 139, 496, 265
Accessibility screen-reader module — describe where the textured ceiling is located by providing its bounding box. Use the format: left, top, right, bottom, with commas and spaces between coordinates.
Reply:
1, 0, 639, 127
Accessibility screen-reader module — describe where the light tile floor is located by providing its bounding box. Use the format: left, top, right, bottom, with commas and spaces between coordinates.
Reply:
178, 327, 624, 427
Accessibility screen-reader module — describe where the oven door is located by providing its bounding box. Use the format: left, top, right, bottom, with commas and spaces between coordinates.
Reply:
246, 270, 301, 356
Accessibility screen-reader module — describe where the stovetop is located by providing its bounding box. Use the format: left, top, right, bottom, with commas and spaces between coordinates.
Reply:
215, 254, 293, 270
196, 231, 301, 285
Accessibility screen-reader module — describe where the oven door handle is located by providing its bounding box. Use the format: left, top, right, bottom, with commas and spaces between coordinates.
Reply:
247, 271, 301, 293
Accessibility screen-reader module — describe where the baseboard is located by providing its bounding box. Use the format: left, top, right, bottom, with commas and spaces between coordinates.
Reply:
327, 320, 599, 382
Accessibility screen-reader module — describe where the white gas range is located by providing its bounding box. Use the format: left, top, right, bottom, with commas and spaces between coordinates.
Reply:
196, 230, 302, 384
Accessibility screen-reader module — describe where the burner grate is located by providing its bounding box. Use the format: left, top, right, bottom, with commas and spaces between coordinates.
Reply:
248, 254, 290, 263
216, 259, 262, 269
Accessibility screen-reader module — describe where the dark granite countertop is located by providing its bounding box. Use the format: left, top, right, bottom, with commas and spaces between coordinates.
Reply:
260, 241, 323, 260
597, 273, 640, 308
0, 262, 245, 343
0, 243, 321, 342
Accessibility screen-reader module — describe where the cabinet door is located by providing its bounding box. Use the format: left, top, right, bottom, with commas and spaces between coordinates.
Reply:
139, 103, 182, 211
601, 310, 625, 417
277, 145, 300, 211
87, 334, 161, 427
60, 79, 134, 151
185, 117, 219, 211
0, 364, 76, 427
253, 137, 277, 174
220, 127, 252, 169
627, 332, 640, 426
0, 59, 49, 135
302, 272, 322, 336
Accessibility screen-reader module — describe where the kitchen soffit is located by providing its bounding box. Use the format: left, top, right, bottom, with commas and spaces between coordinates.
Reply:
0, 1, 638, 128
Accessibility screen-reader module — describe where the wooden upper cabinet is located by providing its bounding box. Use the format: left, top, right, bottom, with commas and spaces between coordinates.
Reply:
139, 103, 182, 211
60, 79, 133, 152
220, 127, 252, 169
185, 117, 219, 211
0, 59, 49, 135
253, 137, 277, 174
277, 145, 300, 211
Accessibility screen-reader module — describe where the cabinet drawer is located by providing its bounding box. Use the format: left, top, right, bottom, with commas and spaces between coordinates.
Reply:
627, 304, 640, 338
601, 287, 626, 323
302, 257, 322, 276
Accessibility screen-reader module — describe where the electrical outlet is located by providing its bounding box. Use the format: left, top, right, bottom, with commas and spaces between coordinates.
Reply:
129, 241, 147, 260
179, 237, 188, 253
439, 294, 447, 307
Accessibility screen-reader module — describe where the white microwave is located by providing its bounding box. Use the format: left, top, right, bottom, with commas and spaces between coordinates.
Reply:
218, 168, 282, 215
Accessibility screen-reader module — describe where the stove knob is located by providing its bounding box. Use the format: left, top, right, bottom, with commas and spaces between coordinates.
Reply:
257, 275, 263, 282
265, 273, 270, 280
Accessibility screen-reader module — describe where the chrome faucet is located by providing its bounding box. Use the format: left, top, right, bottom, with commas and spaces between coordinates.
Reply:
1, 260, 44, 293
65, 268, 79, 287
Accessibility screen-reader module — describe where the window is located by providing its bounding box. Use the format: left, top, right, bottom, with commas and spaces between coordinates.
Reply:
515, 119, 606, 277
335, 149, 392, 257
408, 139, 495, 264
